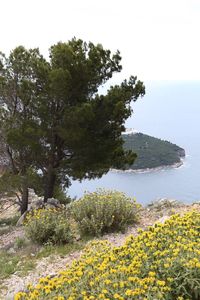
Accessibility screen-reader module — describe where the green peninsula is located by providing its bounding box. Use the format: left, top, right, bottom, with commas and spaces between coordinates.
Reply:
122, 132, 185, 170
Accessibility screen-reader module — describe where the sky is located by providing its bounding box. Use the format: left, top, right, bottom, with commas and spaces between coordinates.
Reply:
1, 0, 200, 81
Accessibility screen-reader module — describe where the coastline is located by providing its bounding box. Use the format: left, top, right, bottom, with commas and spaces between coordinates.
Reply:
110, 159, 184, 174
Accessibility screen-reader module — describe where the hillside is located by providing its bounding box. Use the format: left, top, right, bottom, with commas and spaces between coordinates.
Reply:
1, 198, 199, 299
122, 132, 185, 170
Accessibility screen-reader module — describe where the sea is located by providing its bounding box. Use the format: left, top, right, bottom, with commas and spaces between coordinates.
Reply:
68, 81, 200, 206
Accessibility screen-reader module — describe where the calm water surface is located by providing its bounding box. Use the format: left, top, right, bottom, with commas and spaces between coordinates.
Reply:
69, 81, 200, 205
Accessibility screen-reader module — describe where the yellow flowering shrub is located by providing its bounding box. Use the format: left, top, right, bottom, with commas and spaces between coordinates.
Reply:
25, 208, 73, 244
70, 190, 140, 236
16, 211, 200, 299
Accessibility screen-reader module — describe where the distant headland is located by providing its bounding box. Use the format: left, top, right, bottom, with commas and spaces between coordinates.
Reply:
117, 130, 185, 172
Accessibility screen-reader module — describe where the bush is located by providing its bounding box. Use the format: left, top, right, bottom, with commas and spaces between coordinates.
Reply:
70, 189, 140, 236
25, 208, 73, 245
14, 237, 27, 249
15, 211, 200, 300
0, 215, 20, 227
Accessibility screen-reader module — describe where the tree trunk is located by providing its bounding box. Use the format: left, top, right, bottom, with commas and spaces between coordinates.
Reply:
44, 168, 56, 202
20, 185, 29, 215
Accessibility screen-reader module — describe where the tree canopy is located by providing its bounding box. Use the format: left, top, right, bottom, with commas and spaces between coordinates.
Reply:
0, 38, 145, 213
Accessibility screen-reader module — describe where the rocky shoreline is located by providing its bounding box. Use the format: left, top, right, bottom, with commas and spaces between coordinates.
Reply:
110, 159, 184, 174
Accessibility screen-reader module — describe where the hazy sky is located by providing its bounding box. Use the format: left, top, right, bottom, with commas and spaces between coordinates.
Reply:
1, 0, 200, 81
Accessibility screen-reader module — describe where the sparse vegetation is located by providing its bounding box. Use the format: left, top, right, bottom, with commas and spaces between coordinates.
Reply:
0, 215, 19, 227
0, 250, 36, 280
14, 211, 200, 300
0, 226, 12, 236
0, 214, 20, 236
0, 196, 200, 299
14, 237, 27, 249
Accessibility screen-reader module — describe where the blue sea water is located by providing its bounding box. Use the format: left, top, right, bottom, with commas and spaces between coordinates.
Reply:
68, 81, 200, 205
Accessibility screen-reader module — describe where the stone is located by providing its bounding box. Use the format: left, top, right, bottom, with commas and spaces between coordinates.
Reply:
7, 247, 16, 254
5, 293, 15, 300
16, 193, 62, 227
29, 199, 44, 210
46, 198, 61, 208
156, 215, 170, 224
147, 198, 181, 209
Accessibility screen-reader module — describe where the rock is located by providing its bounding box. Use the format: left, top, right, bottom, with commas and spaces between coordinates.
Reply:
5, 293, 15, 300
75, 235, 81, 241
16, 192, 62, 227
14, 271, 21, 275
28, 197, 62, 211
147, 198, 181, 209
46, 198, 62, 208
48, 273, 57, 278
5, 283, 24, 300
28, 189, 44, 209
28, 189, 42, 203
28, 189, 61, 210
7, 247, 16, 254
156, 215, 170, 224
29, 199, 44, 210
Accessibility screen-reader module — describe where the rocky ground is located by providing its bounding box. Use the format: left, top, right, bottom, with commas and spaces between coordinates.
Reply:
0, 198, 200, 300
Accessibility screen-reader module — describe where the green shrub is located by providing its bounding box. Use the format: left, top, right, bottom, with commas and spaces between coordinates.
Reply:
71, 189, 140, 236
15, 237, 27, 249
25, 209, 73, 245
0, 215, 20, 226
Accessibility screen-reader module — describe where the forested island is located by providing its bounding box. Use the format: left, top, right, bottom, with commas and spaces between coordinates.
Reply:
121, 132, 185, 170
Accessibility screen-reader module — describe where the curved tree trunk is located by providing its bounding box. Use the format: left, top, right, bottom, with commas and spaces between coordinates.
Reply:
20, 184, 29, 215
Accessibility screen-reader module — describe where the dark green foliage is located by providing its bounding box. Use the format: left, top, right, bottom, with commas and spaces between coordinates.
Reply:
53, 186, 72, 205
0, 38, 145, 210
122, 133, 185, 169
0, 46, 46, 213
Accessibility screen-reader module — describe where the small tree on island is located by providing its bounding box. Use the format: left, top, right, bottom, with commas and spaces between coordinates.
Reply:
0, 38, 145, 214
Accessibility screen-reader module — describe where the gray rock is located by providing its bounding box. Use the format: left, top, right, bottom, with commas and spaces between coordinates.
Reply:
28, 188, 43, 205
46, 198, 61, 208
16, 191, 62, 227
5, 286, 24, 300
148, 198, 181, 209
29, 199, 44, 210
156, 215, 170, 224
5, 293, 15, 300
7, 247, 16, 254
